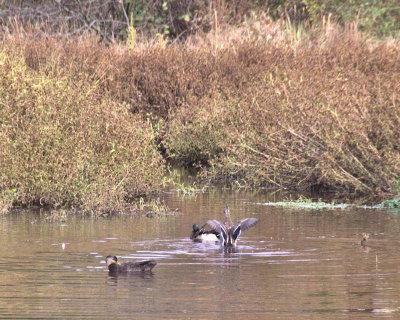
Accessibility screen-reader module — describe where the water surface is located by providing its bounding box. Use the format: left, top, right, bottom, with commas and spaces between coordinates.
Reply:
1, 190, 400, 319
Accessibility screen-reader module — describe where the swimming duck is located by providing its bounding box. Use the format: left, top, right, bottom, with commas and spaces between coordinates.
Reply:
205, 205, 259, 247
106, 255, 156, 274
360, 233, 369, 247
190, 224, 220, 242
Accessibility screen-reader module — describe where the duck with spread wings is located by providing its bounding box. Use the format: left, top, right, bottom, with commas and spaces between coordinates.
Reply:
205, 205, 259, 247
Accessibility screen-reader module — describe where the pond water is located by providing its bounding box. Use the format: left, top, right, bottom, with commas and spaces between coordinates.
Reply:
1, 189, 400, 319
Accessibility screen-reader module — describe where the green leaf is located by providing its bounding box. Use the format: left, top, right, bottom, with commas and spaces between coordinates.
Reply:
179, 14, 191, 22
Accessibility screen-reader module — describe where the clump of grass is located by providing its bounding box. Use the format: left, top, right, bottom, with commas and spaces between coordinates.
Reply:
43, 209, 68, 223
257, 196, 349, 210
379, 197, 400, 209
164, 23, 400, 196
0, 38, 166, 214
133, 197, 174, 218
174, 181, 206, 196
0, 189, 17, 214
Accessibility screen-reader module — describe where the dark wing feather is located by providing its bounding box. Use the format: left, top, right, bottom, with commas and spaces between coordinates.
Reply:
125, 260, 156, 272
220, 227, 227, 245
137, 260, 157, 272
205, 220, 224, 233
236, 218, 259, 232
232, 225, 241, 241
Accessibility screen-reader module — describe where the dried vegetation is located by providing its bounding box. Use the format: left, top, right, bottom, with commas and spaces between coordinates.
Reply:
167, 23, 400, 196
0, 34, 166, 214
0, 17, 399, 214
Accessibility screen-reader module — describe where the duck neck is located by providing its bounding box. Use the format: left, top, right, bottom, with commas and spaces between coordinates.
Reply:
108, 263, 119, 273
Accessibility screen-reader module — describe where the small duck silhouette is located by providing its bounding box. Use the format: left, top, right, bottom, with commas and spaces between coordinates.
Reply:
106, 255, 156, 275
205, 205, 259, 247
360, 233, 369, 247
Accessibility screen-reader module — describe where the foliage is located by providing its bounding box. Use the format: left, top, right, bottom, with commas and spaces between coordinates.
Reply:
1, 0, 399, 41
1, 16, 400, 216
134, 197, 173, 217
379, 197, 400, 209
162, 24, 400, 195
0, 38, 166, 214
126, 12, 137, 49
258, 196, 350, 210
304, 0, 400, 38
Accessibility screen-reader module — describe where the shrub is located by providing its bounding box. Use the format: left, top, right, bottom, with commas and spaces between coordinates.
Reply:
0, 40, 165, 214
164, 30, 400, 195
1, 19, 399, 206
304, 0, 400, 38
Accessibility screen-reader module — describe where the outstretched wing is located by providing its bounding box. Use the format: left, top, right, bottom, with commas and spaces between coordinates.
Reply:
236, 218, 259, 232
232, 218, 259, 241
205, 220, 223, 233
205, 220, 227, 244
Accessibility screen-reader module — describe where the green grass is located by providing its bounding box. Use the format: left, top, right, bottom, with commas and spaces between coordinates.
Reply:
258, 196, 400, 211
257, 197, 350, 210
378, 197, 400, 209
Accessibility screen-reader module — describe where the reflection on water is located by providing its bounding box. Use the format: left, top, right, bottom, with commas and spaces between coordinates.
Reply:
1, 189, 400, 319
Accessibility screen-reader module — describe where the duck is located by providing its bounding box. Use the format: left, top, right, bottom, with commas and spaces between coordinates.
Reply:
360, 233, 369, 247
105, 255, 156, 274
205, 205, 259, 247
190, 224, 220, 242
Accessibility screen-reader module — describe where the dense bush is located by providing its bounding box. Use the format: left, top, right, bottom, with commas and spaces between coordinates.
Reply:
1, 18, 399, 215
164, 30, 400, 195
0, 38, 166, 214
304, 0, 400, 38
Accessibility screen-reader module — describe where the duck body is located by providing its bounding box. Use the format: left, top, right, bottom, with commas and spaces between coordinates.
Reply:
205, 205, 259, 247
190, 224, 220, 242
106, 255, 156, 275
360, 233, 369, 246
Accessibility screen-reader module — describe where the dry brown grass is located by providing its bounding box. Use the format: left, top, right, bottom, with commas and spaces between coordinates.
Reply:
0, 34, 166, 214
165, 22, 400, 195
1, 18, 399, 214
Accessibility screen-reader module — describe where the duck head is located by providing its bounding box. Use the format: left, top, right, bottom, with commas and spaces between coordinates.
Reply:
106, 255, 119, 267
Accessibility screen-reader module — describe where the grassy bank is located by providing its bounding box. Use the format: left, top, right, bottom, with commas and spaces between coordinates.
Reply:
165, 24, 400, 196
0, 37, 166, 214
1, 18, 399, 214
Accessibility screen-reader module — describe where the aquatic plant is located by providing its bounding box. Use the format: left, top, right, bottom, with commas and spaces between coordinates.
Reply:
174, 182, 206, 197
44, 209, 68, 223
378, 197, 400, 209
257, 197, 349, 210
134, 198, 173, 218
